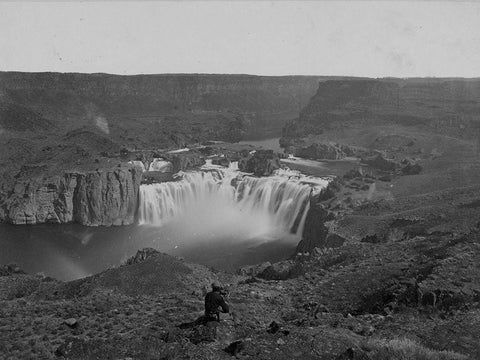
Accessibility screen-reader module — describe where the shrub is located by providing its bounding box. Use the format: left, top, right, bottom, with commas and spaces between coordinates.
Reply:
363, 338, 468, 360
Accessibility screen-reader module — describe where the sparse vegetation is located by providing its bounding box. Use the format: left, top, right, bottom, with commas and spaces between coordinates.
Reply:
363, 338, 468, 360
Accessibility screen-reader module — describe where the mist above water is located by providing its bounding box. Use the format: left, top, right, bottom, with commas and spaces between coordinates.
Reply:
0, 160, 331, 281
139, 161, 329, 245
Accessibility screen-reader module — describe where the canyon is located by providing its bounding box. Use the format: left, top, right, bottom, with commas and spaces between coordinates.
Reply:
1, 73, 480, 359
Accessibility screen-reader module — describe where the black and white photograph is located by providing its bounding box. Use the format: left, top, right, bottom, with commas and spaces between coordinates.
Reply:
1, 1, 480, 359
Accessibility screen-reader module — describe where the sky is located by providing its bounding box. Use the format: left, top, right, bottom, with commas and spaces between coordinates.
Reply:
0, 1, 480, 78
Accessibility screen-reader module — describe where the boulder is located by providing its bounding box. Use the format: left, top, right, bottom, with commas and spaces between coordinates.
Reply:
325, 233, 347, 248
64, 318, 78, 328
238, 150, 281, 176
257, 260, 305, 280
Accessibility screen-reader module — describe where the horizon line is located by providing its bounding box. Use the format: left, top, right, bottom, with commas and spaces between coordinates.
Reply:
1, 70, 480, 80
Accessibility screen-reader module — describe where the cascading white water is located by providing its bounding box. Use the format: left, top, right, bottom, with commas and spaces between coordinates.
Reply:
138, 161, 329, 243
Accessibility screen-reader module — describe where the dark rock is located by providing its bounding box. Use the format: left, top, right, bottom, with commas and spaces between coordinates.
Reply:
360, 234, 382, 244
168, 152, 205, 172
211, 157, 230, 167
336, 347, 372, 360
224, 340, 245, 356
238, 150, 281, 176
421, 291, 437, 307
296, 202, 332, 253
257, 261, 305, 280
343, 169, 363, 180
141, 171, 175, 184
401, 161, 422, 175
316, 178, 342, 202
54, 346, 65, 357
125, 248, 160, 265
356, 278, 420, 314
325, 233, 347, 248
267, 321, 281, 334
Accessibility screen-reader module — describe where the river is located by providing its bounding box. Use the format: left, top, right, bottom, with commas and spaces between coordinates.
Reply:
0, 138, 358, 281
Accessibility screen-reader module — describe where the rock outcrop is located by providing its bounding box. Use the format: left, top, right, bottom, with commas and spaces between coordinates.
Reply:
297, 142, 347, 160
168, 152, 206, 173
295, 180, 341, 254
238, 150, 281, 176
296, 202, 334, 254
1, 166, 142, 226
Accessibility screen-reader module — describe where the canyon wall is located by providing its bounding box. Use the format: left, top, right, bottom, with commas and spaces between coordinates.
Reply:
0, 72, 325, 225
0, 72, 322, 144
282, 78, 480, 144
0, 166, 142, 226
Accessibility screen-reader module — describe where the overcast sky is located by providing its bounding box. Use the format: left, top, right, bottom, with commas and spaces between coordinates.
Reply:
0, 1, 479, 77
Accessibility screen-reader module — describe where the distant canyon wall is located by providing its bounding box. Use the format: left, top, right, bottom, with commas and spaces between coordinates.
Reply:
0, 72, 322, 142
0, 167, 142, 226
282, 78, 480, 143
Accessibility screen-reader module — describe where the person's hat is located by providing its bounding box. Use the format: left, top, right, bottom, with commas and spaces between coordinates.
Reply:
212, 281, 222, 291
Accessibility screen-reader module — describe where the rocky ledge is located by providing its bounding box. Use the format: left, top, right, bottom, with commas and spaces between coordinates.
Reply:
0, 166, 143, 226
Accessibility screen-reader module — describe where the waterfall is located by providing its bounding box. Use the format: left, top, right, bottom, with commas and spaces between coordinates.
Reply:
138, 162, 329, 241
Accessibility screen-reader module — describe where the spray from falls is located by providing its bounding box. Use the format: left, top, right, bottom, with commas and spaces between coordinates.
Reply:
138, 161, 329, 242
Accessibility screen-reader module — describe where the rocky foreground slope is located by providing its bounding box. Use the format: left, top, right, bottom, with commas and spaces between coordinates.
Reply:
1, 239, 478, 359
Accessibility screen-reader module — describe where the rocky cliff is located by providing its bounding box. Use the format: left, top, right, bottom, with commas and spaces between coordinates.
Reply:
282, 78, 480, 144
0, 72, 322, 144
0, 166, 142, 226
